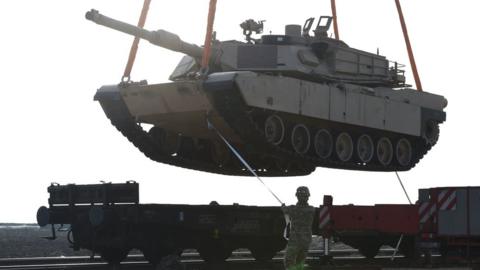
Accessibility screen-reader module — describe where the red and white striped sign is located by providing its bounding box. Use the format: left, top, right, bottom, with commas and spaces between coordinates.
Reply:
318, 206, 330, 229
419, 188, 457, 224
419, 201, 436, 223
438, 188, 457, 211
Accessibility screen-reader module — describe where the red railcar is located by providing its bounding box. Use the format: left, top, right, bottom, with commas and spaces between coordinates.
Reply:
318, 186, 480, 260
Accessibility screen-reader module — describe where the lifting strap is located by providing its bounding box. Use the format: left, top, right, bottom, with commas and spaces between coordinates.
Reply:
207, 119, 289, 240
395, 171, 412, 205
330, 0, 340, 40
391, 171, 413, 260
122, 0, 152, 82
207, 119, 284, 205
201, 0, 218, 72
394, 0, 423, 91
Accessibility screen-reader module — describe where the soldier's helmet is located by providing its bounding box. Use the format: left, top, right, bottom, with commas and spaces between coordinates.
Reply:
296, 186, 310, 198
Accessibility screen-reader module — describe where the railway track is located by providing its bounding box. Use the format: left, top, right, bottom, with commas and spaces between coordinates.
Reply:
0, 248, 387, 265
1, 249, 476, 270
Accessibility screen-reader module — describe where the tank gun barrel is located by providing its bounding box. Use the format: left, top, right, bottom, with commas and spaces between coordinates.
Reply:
85, 9, 203, 58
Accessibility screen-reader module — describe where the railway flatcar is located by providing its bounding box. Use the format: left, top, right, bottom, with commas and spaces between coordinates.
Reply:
37, 182, 479, 266
36, 182, 288, 265
318, 186, 480, 261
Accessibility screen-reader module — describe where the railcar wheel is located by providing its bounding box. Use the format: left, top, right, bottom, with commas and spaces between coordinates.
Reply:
377, 137, 393, 166
396, 138, 412, 167
197, 246, 233, 263
399, 236, 419, 259
291, 124, 311, 154
424, 120, 440, 145
142, 247, 171, 266
358, 244, 381, 259
314, 129, 333, 159
249, 247, 278, 262
264, 115, 285, 145
357, 134, 374, 163
335, 132, 353, 162
100, 248, 129, 265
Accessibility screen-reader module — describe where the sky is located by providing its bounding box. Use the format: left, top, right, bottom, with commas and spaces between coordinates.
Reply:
0, 0, 479, 223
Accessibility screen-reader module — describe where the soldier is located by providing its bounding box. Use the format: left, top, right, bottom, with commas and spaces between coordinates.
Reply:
282, 186, 315, 270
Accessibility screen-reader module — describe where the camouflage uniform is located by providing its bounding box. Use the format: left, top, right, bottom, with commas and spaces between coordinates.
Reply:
282, 186, 315, 270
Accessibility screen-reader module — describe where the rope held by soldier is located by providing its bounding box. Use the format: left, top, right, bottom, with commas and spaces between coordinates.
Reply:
206, 119, 284, 205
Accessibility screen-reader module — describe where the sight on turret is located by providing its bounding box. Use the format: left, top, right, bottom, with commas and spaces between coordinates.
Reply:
88, 10, 446, 176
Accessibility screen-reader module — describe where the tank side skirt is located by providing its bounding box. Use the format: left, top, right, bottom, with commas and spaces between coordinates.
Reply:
204, 75, 432, 172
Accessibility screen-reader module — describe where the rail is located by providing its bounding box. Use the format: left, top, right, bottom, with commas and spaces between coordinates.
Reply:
0, 248, 460, 270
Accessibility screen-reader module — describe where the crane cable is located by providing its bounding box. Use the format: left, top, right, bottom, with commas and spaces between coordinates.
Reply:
201, 0, 218, 72
330, 0, 339, 40
395, 171, 412, 205
391, 1, 419, 257
122, 0, 152, 83
207, 119, 284, 205
201, 0, 282, 205
391, 171, 413, 260
207, 119, 289, 239
395, 0, 423, 91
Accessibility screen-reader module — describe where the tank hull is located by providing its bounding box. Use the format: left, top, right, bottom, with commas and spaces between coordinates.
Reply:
94, 82, 315, 176
95, 72, 445, 176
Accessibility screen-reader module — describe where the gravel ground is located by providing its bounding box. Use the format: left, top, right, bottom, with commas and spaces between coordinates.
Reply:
0, 224, 343, 259
0, 224, 89, 258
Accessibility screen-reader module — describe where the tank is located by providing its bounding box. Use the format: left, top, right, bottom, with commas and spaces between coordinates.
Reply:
86, 10, 447, 177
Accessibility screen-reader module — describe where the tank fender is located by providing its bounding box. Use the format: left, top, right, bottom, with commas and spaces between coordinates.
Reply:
203, 71, 254, 92
94, 84, 124, 102
93, 84, 135, 124
421, 107, 446, 124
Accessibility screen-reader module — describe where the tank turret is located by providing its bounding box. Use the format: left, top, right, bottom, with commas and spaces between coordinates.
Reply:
89, 9, 447, 177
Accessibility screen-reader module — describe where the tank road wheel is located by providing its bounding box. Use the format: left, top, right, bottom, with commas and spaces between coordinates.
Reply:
291, 124, 311, 154
424, 120, 440, 145
274, 159, 292, 173
264, 115, 285, 145
314, 129, 333, 159
377, 137, 393, 166
148, 127, 180, 155
100, 248, 129, 265
210, 141, 231, 167
357, 134, 374, 163
396, 138, 413, 167
335, 132, 353, 162
162, 131, 181, 155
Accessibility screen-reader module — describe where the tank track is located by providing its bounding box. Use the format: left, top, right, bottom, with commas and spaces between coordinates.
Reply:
205, 79, 432, 172
95, 87, 314, 177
